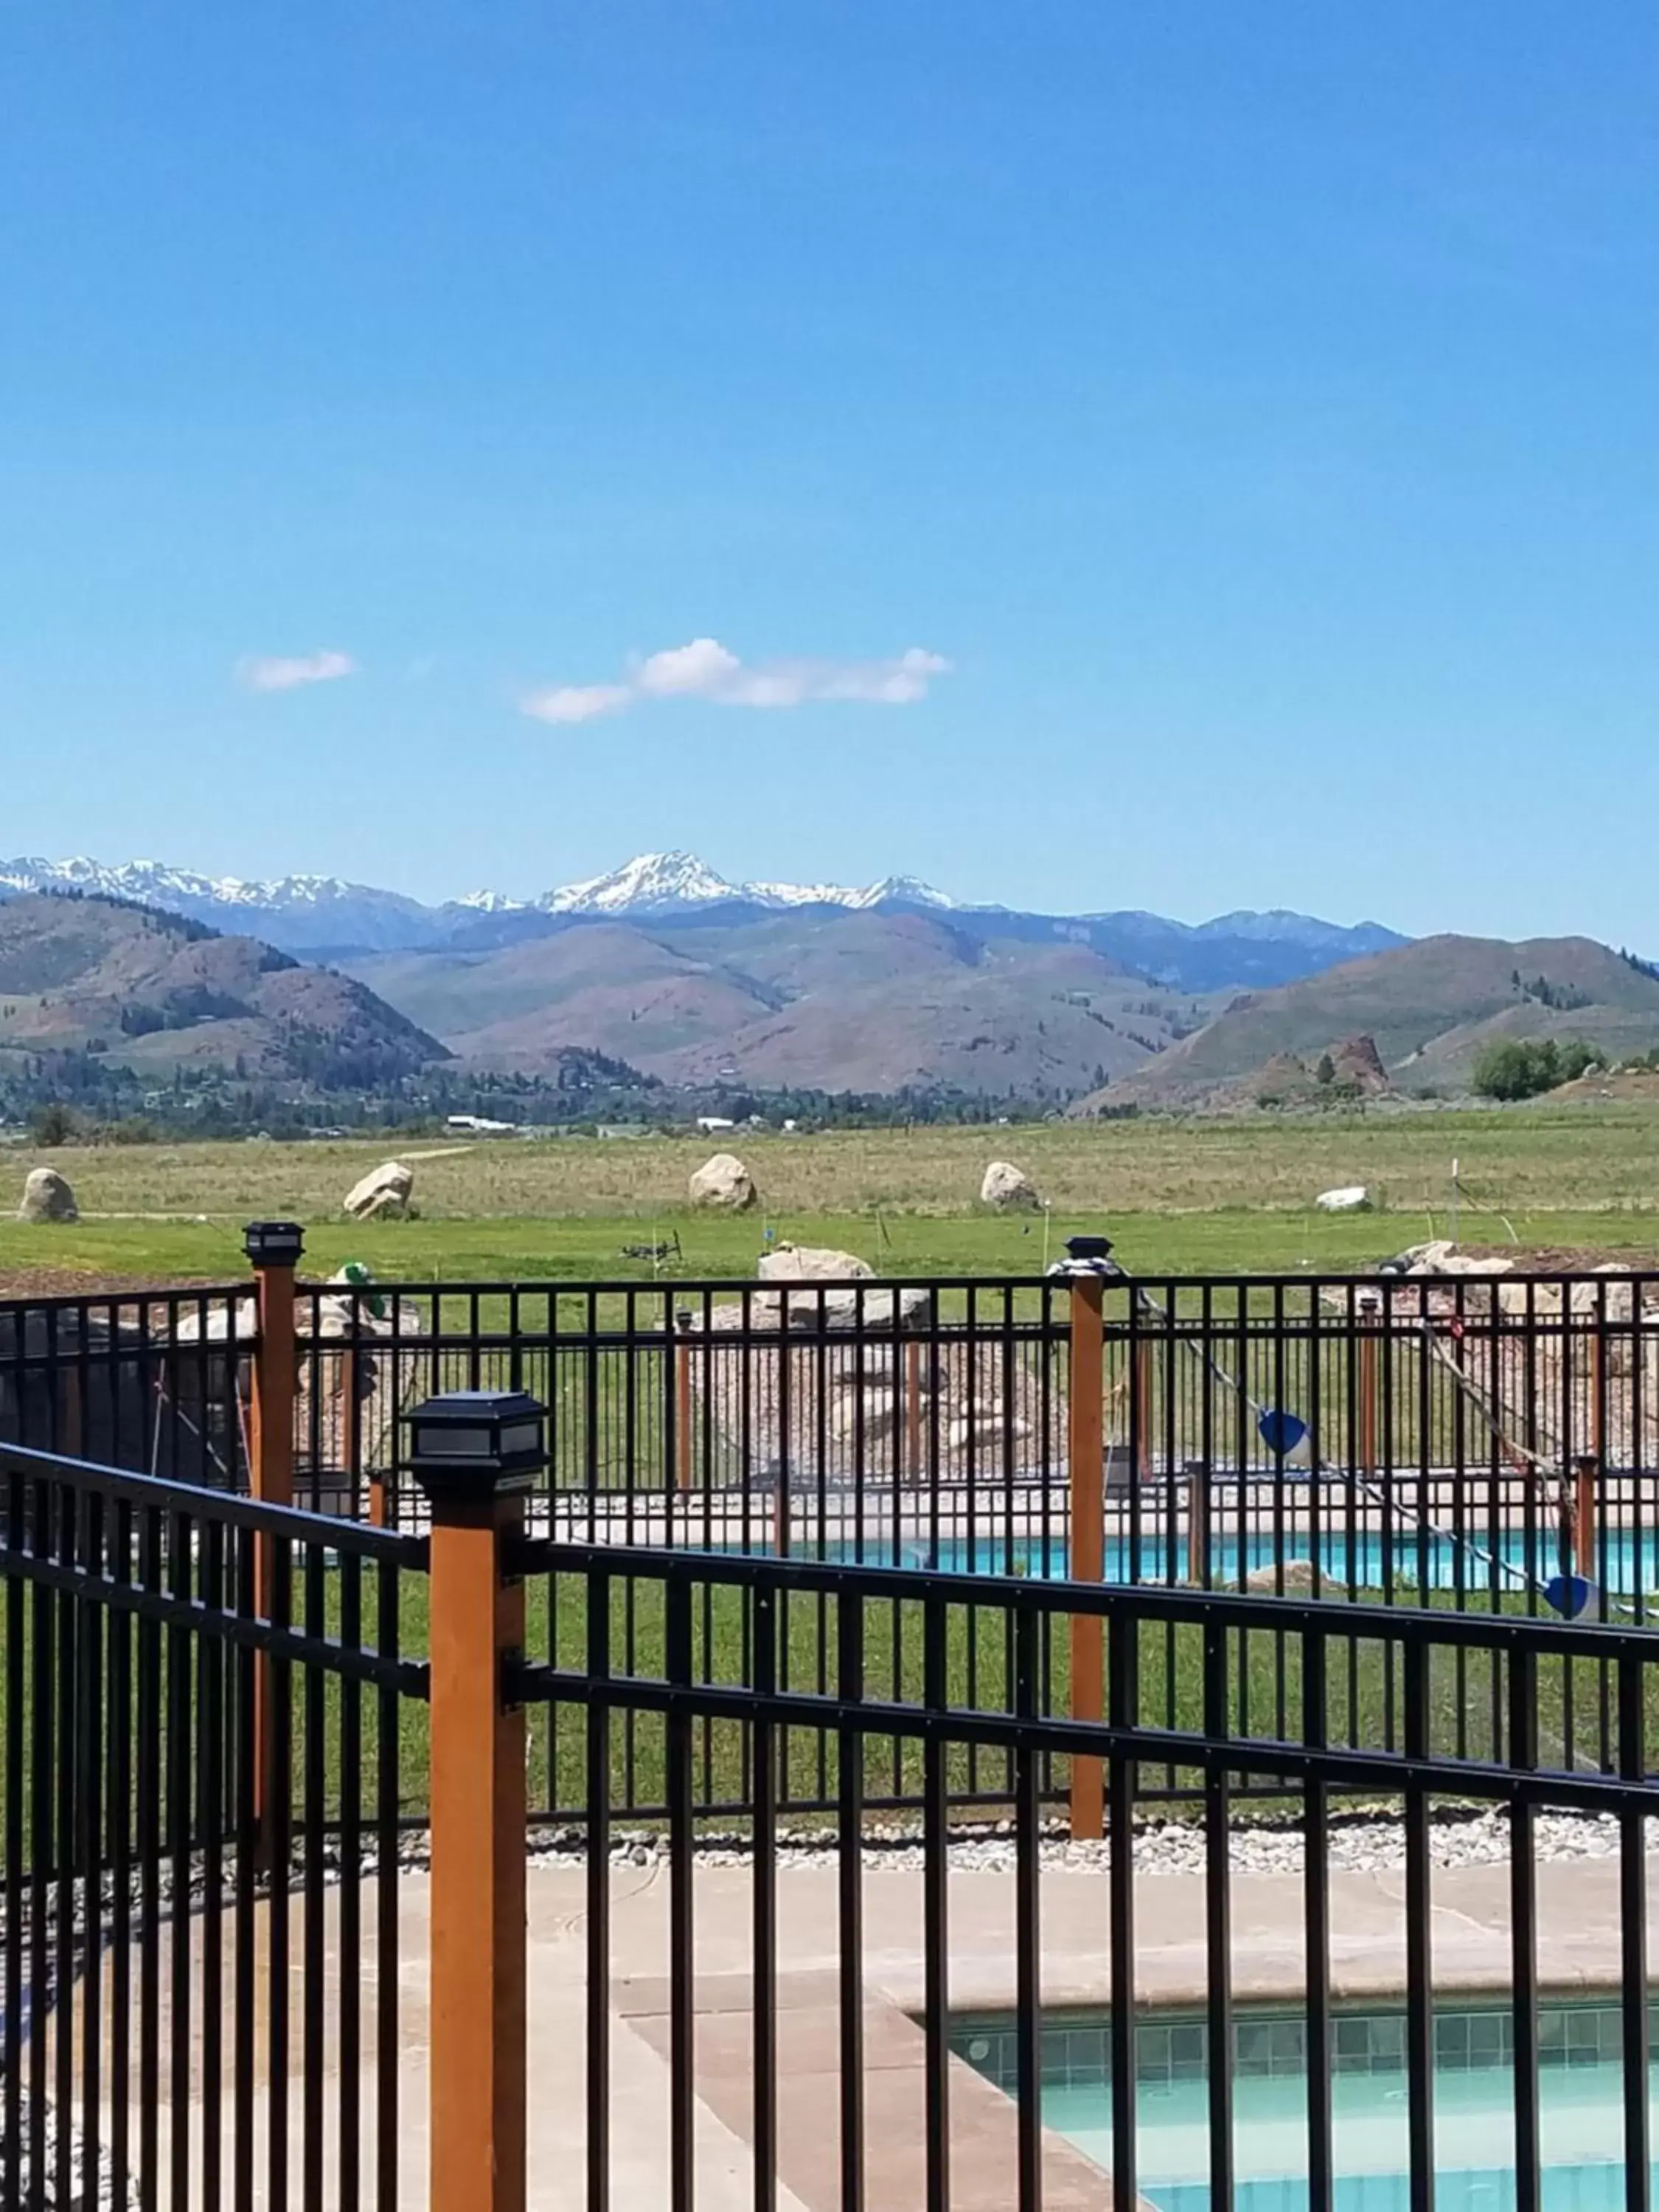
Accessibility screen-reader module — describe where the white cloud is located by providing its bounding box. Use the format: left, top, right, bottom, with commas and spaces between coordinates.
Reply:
521, 639, 950, 724
237, 649, 357, 692
521, 682, 636, 726
636, 637, 742, 698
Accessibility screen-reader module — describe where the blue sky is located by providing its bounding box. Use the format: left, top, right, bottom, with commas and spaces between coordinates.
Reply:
3, 5, 1657, 940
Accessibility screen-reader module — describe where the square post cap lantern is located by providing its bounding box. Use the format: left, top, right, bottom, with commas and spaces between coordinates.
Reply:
243, 1220, 305, 1268
406, 1390, 548, 1500
1066, 1235, 1113, 1263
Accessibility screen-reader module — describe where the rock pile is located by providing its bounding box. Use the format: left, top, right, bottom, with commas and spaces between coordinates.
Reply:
18, 1166, 77, 1222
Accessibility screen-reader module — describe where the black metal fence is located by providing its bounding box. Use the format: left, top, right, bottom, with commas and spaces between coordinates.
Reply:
3, 1421, 1658, 2210
9, 1270, 1659, 1593
0, 1436, 426, 2208
518, 1540, 1659, 2212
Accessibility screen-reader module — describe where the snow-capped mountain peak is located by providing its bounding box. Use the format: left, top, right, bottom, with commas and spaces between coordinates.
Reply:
538, 851, 959, 914
542, 850, 742, 914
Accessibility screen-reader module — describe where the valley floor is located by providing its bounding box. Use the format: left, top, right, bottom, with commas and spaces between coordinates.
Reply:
4, 1102, 1659, 1284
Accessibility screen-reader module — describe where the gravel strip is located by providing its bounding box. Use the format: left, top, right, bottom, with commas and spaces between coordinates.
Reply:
515, 1804, 1645, 1878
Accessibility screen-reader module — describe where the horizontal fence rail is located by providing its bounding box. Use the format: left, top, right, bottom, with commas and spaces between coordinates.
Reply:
7, 1267, 1659, 1575
3, 1415, 1658, 2211
0, 1439, 428, 2210
515, 1540, 1659, 2212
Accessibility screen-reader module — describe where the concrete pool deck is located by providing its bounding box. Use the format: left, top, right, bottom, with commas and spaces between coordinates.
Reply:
53, 1848, 1659, 2208
511, 1848, 1659, 2208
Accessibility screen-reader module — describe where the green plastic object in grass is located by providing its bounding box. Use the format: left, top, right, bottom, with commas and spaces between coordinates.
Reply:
341, 1258, 387, 1321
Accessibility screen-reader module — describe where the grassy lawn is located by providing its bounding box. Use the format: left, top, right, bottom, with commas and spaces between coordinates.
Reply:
4, 1565, 1632, 1854
5, 1102, 1659, 1290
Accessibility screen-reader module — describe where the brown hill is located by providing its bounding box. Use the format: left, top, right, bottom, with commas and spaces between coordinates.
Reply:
0, 894, 446, 1085
1071, 936, 1659, 1110
349, 908, 1219, 1096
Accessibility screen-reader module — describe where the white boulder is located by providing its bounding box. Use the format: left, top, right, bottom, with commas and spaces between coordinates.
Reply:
1314, 1186, 1371, 1214
689, 1152, 757, 1210
981, 1161, 1041, 1211
344, 1161, 415, 1221
1245, 1559, 1319, 1594
757, 1243, 873, 1282
18, 1167, 77, 1223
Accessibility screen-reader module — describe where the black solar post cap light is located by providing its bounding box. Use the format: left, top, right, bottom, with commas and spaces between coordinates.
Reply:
243, 1220, 305, 1267
406, 1389, 549, 1500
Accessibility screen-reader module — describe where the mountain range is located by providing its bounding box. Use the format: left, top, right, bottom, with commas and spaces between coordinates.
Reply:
0, 849, 1405, 992
4, 872, 1657, 1110
0, 894, 445, 1089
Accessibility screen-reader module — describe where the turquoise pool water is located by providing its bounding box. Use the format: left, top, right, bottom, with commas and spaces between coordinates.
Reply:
824, 1528, 1657, 1594
956, 2002, 1659, 2212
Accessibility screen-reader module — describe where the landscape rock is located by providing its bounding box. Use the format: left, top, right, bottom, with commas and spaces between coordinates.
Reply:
947, 1413, 1032, 1451
757, 1243, 873, 1282
828, 1393, 902, 1444
1244, 1558, 1319, 1594
344, 1160, 415, 1221
754, 1284, 931, 1332
980, 1160, 1041, 1211
1498, 1280, 1562, 1315
689, 1153, 757, 1210
1400, 1239, 1456, 1274
1314, 1185, 1371, 1213
1434, 1254, 1514, 1276
18, 1167, 77, 1223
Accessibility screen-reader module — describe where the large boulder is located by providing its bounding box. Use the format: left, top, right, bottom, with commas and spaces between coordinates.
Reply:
1245, 1559, 1319, 1594
689, 1153, 757, 1211
757, 1243, 874, 1283
18, 1167, 77, 1223
344, 1161, 415, 1221
756, 1284, 932, 1332
1314, 1185, 1371, 1214
981, 1160, 1041, 1212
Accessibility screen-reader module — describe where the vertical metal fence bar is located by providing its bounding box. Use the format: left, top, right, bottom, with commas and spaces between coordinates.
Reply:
837, 1585, 866, 2212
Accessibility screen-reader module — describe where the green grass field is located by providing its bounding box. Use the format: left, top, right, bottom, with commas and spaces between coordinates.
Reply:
4, 1564, 1633, 1843
7, 1099, 1659, 1287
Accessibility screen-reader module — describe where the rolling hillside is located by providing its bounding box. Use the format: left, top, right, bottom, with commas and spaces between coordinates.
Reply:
1077, 935, 1659, 1108
0, 894, 448, 1087
348, 907, 1220, 1095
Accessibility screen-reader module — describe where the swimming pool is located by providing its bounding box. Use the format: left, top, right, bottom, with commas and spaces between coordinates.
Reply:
955, 2001, 1659, 2212
819, 1527, 1658, 1594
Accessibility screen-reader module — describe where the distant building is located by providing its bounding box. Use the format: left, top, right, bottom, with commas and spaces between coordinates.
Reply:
695, 1115, 737, 1134
445, 1113, 516, 1135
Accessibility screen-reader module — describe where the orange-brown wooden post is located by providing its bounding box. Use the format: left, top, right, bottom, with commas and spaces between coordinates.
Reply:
408, 1390, 536, 2212
1186, 1463, 1208, 1587
674, 1308, 695, 1492
1135, 1337, 1154, 1483
1587, 1327, 1606, 1468
1573, 1453, 1599, 1582
244, 1220, 302, 1857
1066, 1244, 1107, 1840
1356, 1298, 1381, 1477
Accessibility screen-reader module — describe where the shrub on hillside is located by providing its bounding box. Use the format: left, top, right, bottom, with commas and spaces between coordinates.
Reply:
1472, 1037, 1606, 1101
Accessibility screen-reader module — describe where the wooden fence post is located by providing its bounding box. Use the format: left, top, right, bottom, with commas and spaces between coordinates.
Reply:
1572, 1453, 1599, 1582
1066, 1251, 1107, 1842
244, 1220, 302, 1860
408, 1391, 537, 2212
1356, 1298, 1381, 1478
